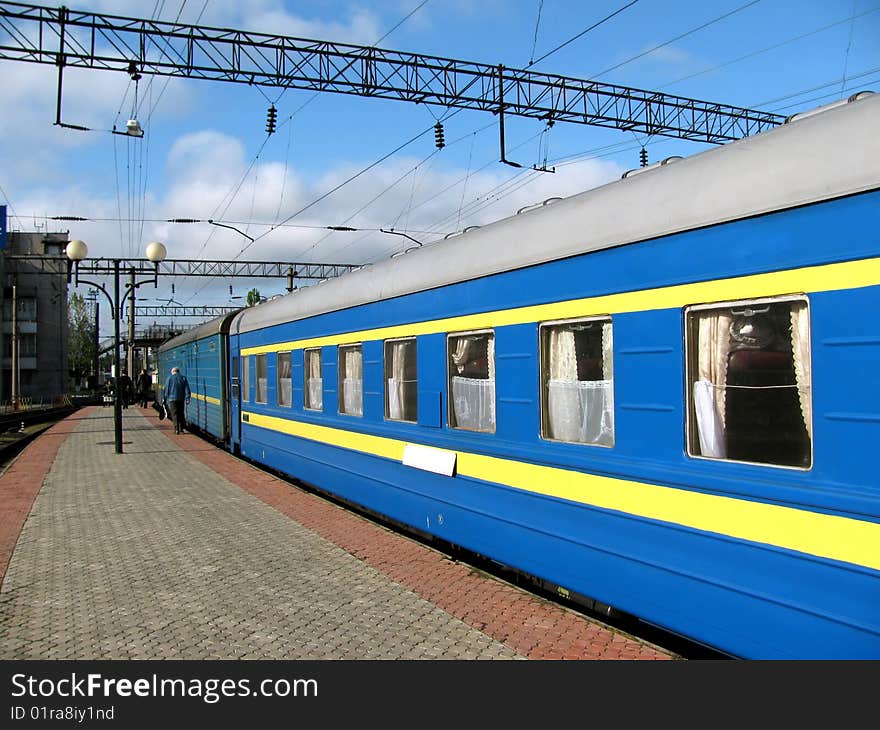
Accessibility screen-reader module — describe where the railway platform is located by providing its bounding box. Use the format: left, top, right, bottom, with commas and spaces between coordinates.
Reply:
0, 407, 674, 661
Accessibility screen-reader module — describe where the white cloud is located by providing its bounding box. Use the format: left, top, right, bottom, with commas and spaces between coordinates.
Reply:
642, 45, 696, 66
1, 1, 630, 317
191, 0, 383, 45
0, 61, 194, 191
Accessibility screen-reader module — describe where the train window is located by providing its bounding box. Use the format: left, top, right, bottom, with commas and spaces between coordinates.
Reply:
338, 344, 363, 416
384, 338, 417, 422
277, 352, 292, 407
448, 331, 495, 433
242, 356, 250, 403
231, 356, 240, 400
540, 317, 614, 447
686, 296, 812, 469
255, 354, 268, 404
304, 348, 323, 411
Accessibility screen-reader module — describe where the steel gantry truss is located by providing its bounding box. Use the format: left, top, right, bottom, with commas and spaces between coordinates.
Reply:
135, 305, 239, 318
4, 255, 360, 280
0, 1, 786, 143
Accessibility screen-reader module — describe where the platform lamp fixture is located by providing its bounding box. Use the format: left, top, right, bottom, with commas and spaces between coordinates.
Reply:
66, 239, 168, 454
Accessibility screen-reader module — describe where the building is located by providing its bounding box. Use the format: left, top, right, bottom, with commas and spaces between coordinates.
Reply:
0, 225, 70, 407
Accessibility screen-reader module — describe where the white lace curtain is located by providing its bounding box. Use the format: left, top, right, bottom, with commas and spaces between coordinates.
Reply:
278, 353, 292, 406
691, 302, 812, 458
341, 347, 363, 416
545, 322, 614, 446
387, 340, 413, 420
692, 312, 732, 458
305, 349, 322, 410
451, 334, 495, 432
255, 355, 268, 403
790, 304, 812, 440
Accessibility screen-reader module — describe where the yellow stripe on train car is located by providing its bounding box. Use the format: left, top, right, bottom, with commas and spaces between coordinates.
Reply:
242, 257, 880, 355
242, 411, 880, 573
192, 393, 222, 406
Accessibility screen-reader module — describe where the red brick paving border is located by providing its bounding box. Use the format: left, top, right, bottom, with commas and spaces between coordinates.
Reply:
0, 407, 90, 588
150, 408, 674, 660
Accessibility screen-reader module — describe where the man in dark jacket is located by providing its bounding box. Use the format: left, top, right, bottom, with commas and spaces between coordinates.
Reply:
163, 367, 192, 434
136, 368, 152, 408
118, 374, 133, 408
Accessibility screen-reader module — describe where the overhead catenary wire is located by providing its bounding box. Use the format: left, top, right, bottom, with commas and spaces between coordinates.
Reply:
262, 0, 435, 226
30, 0, 870, 312
591, 0, 761, 78
318, 117, 499, 260
187, 134, 273, 264
755, 65, 880, 109
268, 124, 438, 260
184, 122, 438, 302
658, 5, 880, 91
527, 0, 639, 68
0, 181, 21, 226
528, 0, 544, 65
145, 0, 208, 120
840, 0, 859, 93
41, 213, 438, 234
761, 73, 880, 112
222, 0, 438, 258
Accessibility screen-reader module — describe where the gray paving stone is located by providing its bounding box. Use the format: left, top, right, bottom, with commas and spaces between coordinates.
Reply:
0, 408, 522, 660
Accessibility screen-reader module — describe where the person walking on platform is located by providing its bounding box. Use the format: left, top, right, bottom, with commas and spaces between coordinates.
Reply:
136, 368, 152, 408
118, 373, 133, 409
163, 366, 192, 434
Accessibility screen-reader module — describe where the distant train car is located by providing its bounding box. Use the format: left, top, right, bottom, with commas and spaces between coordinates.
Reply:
166, 92, 879, 658
157, 311, 239, 442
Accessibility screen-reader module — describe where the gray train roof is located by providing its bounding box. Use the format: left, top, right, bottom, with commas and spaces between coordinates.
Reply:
233, 91, 880, 336
158, 309, 242, 352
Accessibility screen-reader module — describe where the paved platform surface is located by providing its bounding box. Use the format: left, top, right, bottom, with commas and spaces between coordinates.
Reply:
0, 407, 674, 660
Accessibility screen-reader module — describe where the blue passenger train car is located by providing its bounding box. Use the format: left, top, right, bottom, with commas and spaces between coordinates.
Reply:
160, 92, 880, 658
157, 312, 239, 442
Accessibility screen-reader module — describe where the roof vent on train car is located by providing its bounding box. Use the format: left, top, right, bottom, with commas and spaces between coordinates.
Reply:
516, 197, 563, 215
621, 156, 683, 179
443, 225, 481, 240
784, 90, 875, 124
390, 247, 420, 258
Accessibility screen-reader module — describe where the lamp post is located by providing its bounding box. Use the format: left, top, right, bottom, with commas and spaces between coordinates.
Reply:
66, 239, 167, 454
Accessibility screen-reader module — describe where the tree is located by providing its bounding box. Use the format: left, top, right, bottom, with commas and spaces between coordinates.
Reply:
68, 292, 96, 382
246, 288, 261, 307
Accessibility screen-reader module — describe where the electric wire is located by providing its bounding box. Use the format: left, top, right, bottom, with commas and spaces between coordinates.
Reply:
457, 132, 476, 230
264, 0, 434, 226
23, 2, 876, 309
658, 5, 880, 90
591, 0, 761, 78
761, 73, 880, 112
183, 123, 436, 302
528, 1, 639, 68
272, 118, 295, 225
0, 182, 21, 226
528, 0, 544, 65
755, 64, 880, 108
841, 0, 859, 93
145, 0, 207, 120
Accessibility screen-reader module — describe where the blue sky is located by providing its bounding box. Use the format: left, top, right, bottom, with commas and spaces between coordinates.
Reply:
0, 0, 877, 335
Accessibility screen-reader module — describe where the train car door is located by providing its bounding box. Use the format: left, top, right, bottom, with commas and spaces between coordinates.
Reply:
228, 334, 243, 453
